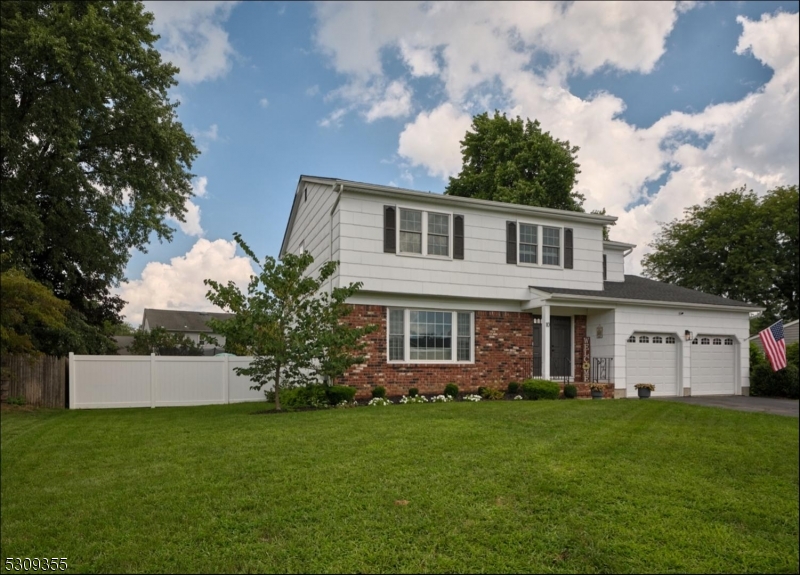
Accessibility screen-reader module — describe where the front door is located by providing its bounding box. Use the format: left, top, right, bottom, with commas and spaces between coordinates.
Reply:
533, 316, 571, 379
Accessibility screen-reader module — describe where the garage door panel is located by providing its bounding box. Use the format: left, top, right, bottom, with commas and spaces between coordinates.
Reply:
626, 334, 679, 397
691, 336, 735, 395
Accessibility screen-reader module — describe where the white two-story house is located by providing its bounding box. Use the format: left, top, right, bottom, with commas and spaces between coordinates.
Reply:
281, 175, 760, 399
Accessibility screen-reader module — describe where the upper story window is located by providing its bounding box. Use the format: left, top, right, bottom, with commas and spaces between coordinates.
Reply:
519, 224, 538, 264
542, 227, 561, 266
427, 213, 450, 256
508, 221, 571, 269
397, 208, 451, 258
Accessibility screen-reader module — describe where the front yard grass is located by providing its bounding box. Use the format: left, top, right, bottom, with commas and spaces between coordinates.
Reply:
1, 400, 798, 573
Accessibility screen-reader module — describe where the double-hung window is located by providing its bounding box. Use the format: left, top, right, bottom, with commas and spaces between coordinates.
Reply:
542, 226, 561, 266
399, 209, 423, 254
519, 224, 538, 264
387, 309, 473, 363
510, 221, 566, 268
398, 208, 451, 258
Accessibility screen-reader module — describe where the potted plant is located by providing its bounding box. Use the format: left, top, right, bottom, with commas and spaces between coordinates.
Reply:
634, 383, 655, 399
589, 383, 605, 399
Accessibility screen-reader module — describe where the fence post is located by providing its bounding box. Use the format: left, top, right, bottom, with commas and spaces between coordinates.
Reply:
223, 355, 230, 404
68, 352, 76, 409
150, 353, 156, 408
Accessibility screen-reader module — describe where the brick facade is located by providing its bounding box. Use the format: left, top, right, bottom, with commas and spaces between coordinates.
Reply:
342, 305, 533, 398
573, 315, 587, 382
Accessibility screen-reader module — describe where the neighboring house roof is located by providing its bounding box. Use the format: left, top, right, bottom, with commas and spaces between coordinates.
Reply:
530, 275, 760, 310
142, 309, 234, 333
280, 175, 618, 257
112, 335, 134, 355
748, 319, 800, 344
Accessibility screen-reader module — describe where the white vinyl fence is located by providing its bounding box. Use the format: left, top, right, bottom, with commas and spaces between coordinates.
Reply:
69, 353, 270, 409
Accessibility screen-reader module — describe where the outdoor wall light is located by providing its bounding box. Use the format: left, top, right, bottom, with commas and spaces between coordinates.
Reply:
684, 330, 693, 341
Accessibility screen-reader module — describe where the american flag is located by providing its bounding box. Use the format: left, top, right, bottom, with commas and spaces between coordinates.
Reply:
759, 320, 787, 371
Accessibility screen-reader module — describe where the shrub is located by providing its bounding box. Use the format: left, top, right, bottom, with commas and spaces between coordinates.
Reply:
325, 385, 356, 405
751, 363, 799, 399
521, 379, 560, 400
479, 386, 504, 400
563, 384, 577, 399
279, 385, 330, 409
408, 387, 419, 397
371, 386, 386, 399
7, 396, 26, 406
507, 381, 520, 394
443, 383, 459, 398
787, 341, 799, 369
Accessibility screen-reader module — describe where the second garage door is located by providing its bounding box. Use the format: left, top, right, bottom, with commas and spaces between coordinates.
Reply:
691, 336, 736, 395
626, 334, 679, 397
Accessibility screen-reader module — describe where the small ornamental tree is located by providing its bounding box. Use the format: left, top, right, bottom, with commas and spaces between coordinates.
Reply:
204, 233, 374, 411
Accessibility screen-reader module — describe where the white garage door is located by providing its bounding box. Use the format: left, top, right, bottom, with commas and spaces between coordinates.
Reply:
626, 334, 679, 397
691, 336, 736, 395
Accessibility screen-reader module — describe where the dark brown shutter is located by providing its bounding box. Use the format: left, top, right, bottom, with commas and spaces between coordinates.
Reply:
506, 221, 517, 264
603, 254, 607, 281
564, 228, 574, 269
453, 215, 464, 260
384, 206, 396, 253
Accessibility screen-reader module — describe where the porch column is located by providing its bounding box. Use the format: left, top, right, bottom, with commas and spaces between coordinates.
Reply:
542, 304, 551, 380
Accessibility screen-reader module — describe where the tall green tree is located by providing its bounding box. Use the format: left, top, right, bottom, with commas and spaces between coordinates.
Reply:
204, 234, 374, 411
1, 1, 199, 352
445, 111, 585, 211
642, 185, 799, 331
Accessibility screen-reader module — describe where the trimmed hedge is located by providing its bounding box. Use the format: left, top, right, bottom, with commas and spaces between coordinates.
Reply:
521, 379, 560, 400
563, 384, 578, 399
371, 386, 387, 399
444, 383, 459, 397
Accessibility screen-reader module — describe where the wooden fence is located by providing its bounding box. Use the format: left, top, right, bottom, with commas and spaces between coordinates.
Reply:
0, 354, 67, 408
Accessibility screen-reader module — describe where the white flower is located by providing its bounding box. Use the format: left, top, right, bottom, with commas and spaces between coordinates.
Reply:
463, 394, 482, 402
513, 395, 523, 400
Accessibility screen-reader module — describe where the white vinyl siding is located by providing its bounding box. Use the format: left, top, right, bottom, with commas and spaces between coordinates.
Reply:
336, 193, 607, 300
387, 308, 473, 363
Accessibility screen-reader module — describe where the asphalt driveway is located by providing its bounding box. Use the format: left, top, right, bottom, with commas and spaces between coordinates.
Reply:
659, 395, 799, 417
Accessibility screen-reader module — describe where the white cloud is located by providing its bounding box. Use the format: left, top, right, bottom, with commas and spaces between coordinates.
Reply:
259, 97, 269, 108
117, 238, 255, 326
144, 1, 238, 84
314, 3, 798, 277
364, 80, 413, 122
306, 84, 320, 97
397, 103, 472, 178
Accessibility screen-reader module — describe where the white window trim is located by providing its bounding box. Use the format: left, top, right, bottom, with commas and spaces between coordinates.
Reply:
516, 220, 563, 269
396, 206, 454, 261
386, 308, 474, 364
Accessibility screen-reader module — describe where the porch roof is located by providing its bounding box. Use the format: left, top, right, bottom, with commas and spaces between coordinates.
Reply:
530, 275, 760, 310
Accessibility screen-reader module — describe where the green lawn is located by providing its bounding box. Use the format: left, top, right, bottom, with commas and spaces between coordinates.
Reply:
1, 400, 798, 574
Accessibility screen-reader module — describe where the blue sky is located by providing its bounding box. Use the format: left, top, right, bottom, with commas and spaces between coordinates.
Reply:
118, 1, 800, 325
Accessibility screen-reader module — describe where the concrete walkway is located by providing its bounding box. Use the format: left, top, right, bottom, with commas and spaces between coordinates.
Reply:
659, 395, 799, 417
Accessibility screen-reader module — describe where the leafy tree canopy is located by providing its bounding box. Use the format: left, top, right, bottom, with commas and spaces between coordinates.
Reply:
1, 1, 199, 352
128, 326, 203, 356
205, 233, 375, 411
0, 266, 69, 356
445, 111, 585, 212
642, 185, 798, 332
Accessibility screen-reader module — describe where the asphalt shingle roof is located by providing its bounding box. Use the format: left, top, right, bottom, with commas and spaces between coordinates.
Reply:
142, 309, 234, 332
532, 275, 758, 309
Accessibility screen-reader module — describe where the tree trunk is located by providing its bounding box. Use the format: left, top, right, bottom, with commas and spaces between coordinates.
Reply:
274, 364, 282, 411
